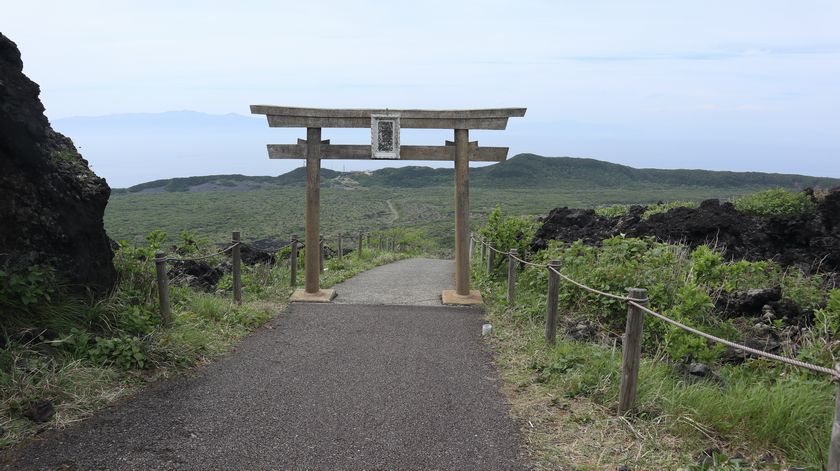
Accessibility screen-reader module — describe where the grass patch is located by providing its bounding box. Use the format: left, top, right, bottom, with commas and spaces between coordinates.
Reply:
474, 208, 838, 469
732, 188, 817, 216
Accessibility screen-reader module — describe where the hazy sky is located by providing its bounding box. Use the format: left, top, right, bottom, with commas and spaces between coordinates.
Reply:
4, 1, 840, 184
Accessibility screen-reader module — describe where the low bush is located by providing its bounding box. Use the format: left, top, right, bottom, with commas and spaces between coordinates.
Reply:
475, 211, 836, 467
732, 188, 816, 216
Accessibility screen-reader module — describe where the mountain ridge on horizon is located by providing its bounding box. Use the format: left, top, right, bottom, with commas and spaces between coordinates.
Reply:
113, 153, 840, 195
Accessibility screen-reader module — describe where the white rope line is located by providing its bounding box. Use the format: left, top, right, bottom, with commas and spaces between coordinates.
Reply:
548, 266, 638, 302
512, 255, 549, 268
629, 301, 840, 378
155, 242, 240, 263
472, 233, 837, 378
473, 235, 549, 268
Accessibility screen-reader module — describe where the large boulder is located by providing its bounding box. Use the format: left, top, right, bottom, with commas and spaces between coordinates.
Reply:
0, 33, 116, 294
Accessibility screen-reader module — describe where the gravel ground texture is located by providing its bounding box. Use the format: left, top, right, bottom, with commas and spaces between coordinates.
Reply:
332, 258, 454, 306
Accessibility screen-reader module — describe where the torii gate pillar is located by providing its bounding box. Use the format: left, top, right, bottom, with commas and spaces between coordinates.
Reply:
445, 128, 479, 304
250, 105, 526, 305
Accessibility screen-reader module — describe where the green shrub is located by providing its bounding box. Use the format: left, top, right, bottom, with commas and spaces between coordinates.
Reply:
0, 265, 55, 310
595, 204, 630, 218
478, 206, 538, 258
815, 289, 840, 338
732, 188, 816, 216
87, 336, 147, 370
115, 305, 158, 335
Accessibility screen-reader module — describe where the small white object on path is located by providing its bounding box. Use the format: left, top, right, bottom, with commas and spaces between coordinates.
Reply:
482, 324, 492, 336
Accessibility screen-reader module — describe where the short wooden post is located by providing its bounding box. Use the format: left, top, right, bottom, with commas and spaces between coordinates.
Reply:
289, 235, 298, 287
618, 288, 648, 415
507, 249, 517, 304
232, 231, 242, 304
545, 260, 561, 344
319, 234, 325, 273
469, 233, 475, 264
480, 237, 487, 263
154, 252, 172, 326
366, 233, 371, 249
829, 364, 840, 471
337, 232, 343, 261
357, 232, 364, 258
486, 241, 495, 273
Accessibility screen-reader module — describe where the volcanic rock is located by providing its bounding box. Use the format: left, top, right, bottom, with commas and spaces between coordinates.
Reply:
0, 33, 115, 294
168, 260, 224, 291
22, 400, 55, 423
532, 192, 840, 271
717, 287, 782, 317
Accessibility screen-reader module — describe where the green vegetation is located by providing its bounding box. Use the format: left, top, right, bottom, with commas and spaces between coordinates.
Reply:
119, 154, 840, 193
0, 230, 411, 446
108, 156, 840, 251
595, 200, 699, 219
732, 188, 818, 216
106, 184, 801, 251
475, 207, 837, 469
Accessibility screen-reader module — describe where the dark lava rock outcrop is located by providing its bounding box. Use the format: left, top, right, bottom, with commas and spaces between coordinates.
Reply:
532, 193, 840, 272
0, 33, 116, 293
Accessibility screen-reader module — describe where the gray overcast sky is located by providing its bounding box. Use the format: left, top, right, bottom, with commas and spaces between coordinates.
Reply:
4, 0, 840, 185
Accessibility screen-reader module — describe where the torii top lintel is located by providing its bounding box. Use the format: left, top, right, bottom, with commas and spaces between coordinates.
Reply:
250, 105, 526, 162
250, 105, 526, 130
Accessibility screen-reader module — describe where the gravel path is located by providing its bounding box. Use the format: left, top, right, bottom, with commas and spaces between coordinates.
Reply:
333, 258, 454, 306
2, 259, 527, 470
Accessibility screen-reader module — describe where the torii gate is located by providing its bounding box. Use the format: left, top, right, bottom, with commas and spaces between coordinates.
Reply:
250, 105, 526, 305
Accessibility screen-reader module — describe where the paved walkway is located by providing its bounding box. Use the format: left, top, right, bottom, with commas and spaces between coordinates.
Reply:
2, 259, 527, 470
333, 258, 454, 305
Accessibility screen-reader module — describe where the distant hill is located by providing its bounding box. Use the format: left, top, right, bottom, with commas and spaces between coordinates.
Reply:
114, 154, 840, 194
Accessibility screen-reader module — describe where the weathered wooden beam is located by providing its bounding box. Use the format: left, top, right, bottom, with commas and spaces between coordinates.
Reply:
251, 105, 527, 119
454, 129, 470, 296
265, 115, 512, 130
297, 138, 330, 145
304, 127, 321, 294
267, 143, 508, 161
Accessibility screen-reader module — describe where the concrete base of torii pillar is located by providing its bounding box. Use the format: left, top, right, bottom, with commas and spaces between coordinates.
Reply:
290, 288, 336, 303
441, 289, 483, 306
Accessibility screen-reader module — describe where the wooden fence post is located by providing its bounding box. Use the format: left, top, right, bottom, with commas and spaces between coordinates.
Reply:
337, 233, 343, 261
367, 233, 371, 249
545, 260, 561, 344
618, 288, 648, 415
486, 242, 495, 273
480, 237, 487, 263
232, 231, 242, 304
289, 235, 298, 287
829, 364, 840, 471
154, 252, 172, 326
469, 233, 475, 264
357, 232, 364, 258
507, 249, 517, 304
319, 234, 325, 273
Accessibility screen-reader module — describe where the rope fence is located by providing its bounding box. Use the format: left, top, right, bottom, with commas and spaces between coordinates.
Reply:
470, 232, 840, 466
154, 243, 241, 263
470, 234, 840, 416
473, 231, 840, 463
152, 230, 411, 326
